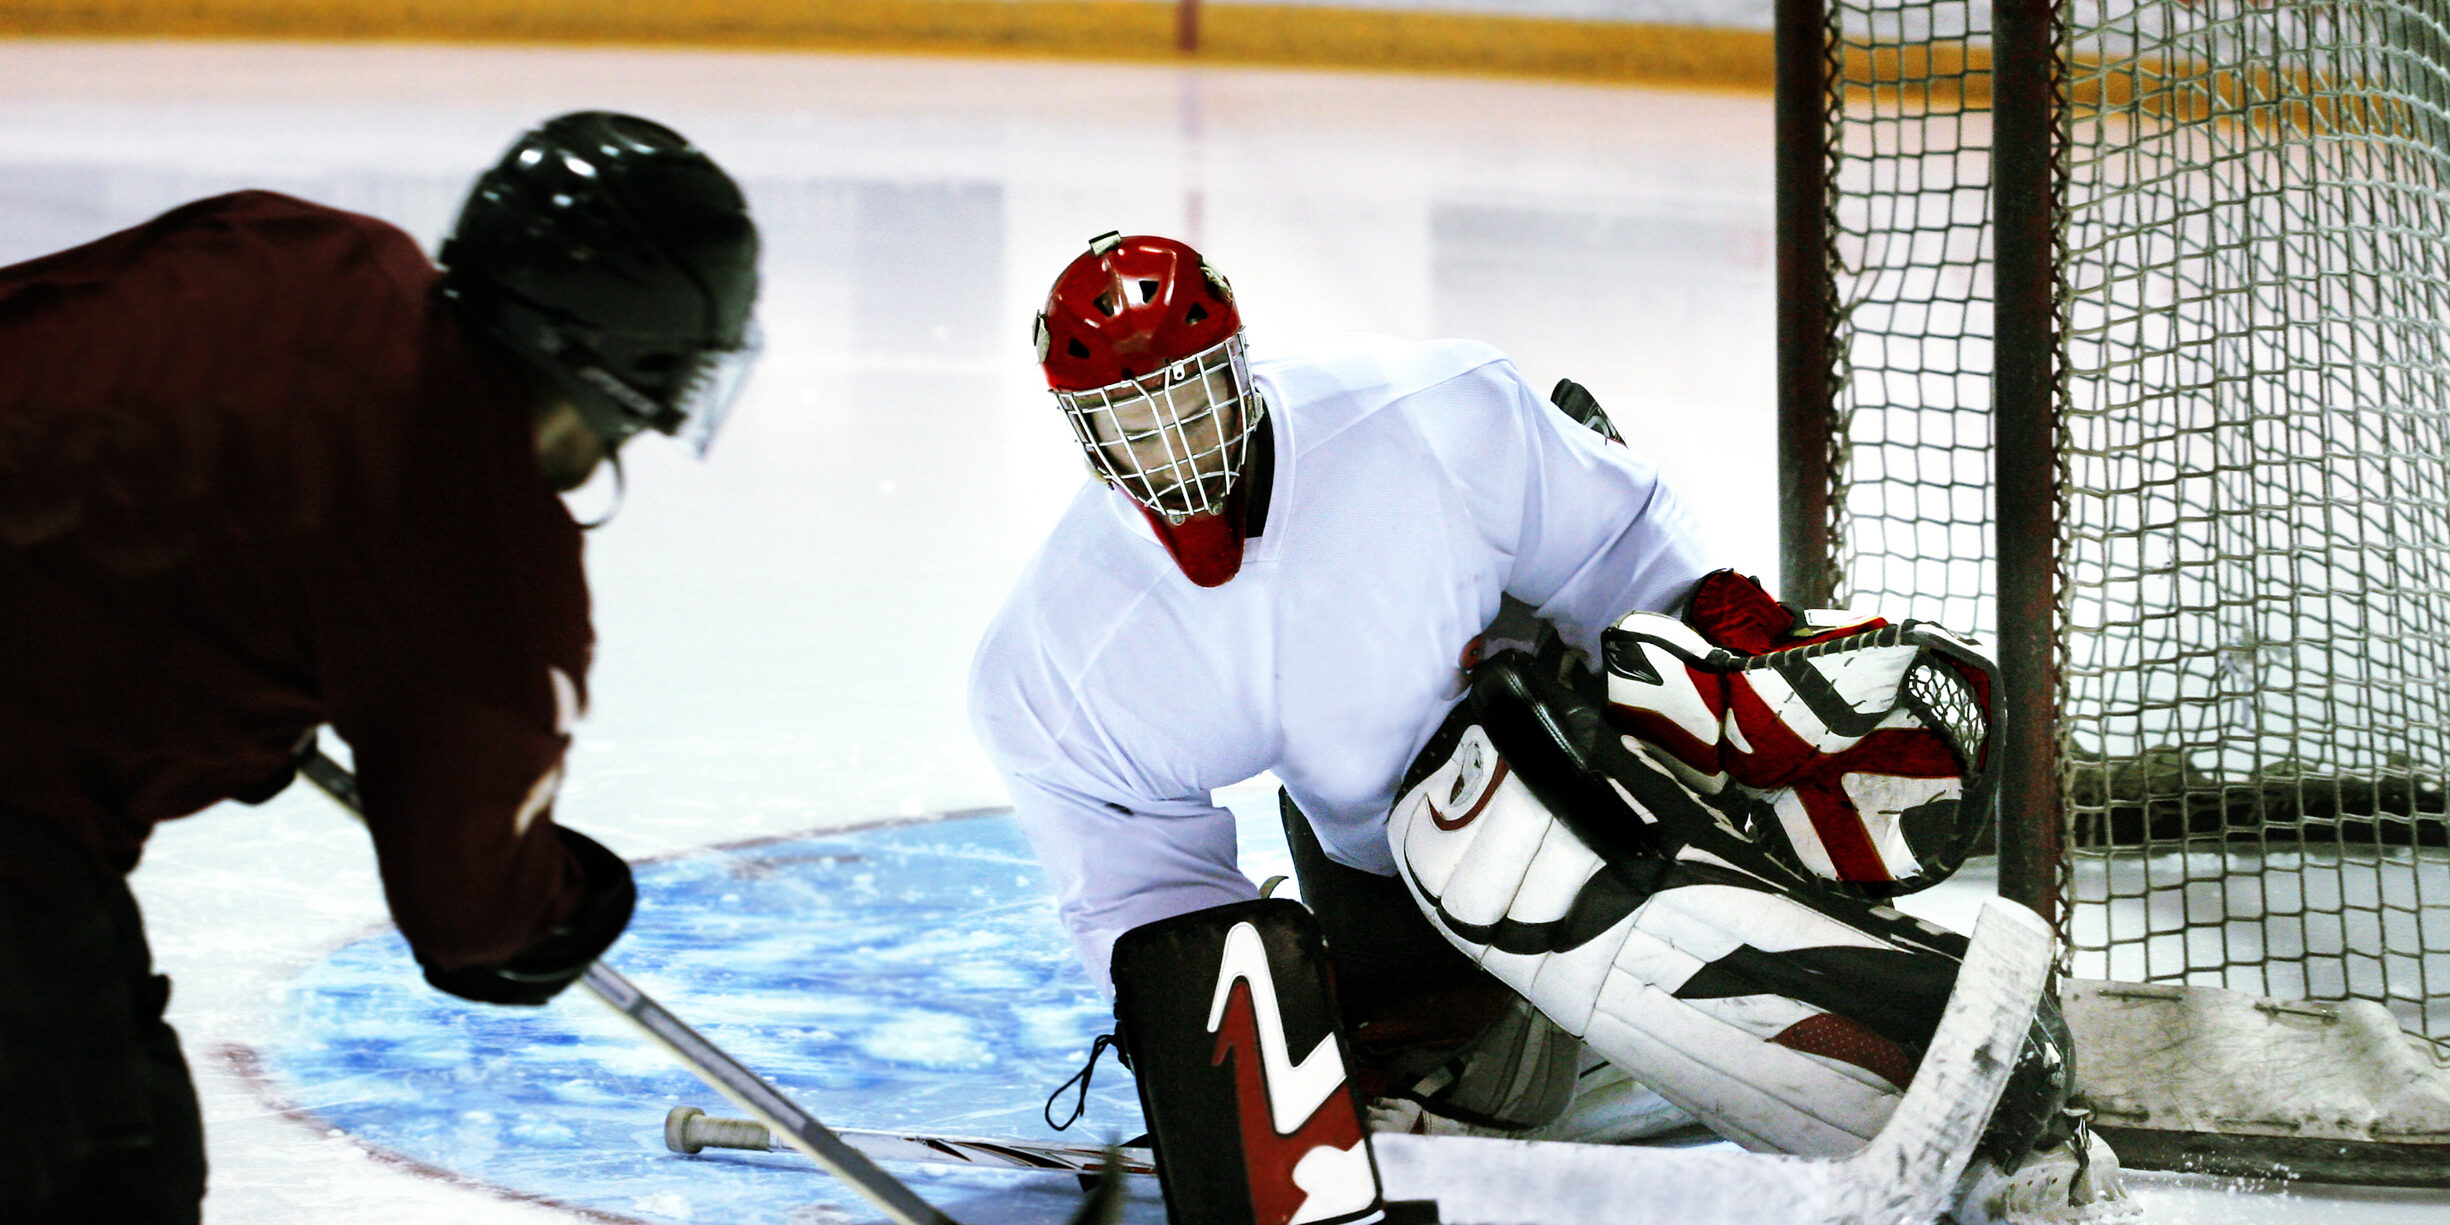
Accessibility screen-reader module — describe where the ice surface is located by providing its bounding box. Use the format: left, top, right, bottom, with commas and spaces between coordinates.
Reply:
4, 34, 2441, 1225
251, 807, 1288, 1224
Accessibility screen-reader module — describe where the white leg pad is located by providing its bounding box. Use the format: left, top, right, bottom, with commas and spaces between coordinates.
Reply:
1393, 742, 1915, 1159
1584, 972, 1900, 1156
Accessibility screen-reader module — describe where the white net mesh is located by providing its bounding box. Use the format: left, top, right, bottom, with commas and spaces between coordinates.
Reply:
1819, 0, 2450, 1039
2058, 0, 2450, 1041
1825, 0, 2000, 637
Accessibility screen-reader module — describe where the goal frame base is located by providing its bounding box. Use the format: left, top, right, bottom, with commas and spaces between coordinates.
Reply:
2092, 1125, 2450, 1189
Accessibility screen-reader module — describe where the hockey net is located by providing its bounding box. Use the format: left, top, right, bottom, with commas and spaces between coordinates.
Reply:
1791, 0, 2450, 1171
2050, 0, 2450, 1051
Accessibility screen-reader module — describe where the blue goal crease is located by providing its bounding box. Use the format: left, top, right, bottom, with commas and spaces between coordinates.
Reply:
265, 801, 1297, 1225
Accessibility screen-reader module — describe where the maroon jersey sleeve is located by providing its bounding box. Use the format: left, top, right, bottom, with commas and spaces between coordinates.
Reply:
313, 244, 600, 971
0, 192, 595, 970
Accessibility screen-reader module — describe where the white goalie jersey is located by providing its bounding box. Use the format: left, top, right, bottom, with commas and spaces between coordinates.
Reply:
969, 334, 1713, 984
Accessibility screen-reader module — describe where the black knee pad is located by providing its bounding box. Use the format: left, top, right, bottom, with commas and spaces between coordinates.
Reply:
1277, 791, 1485, 1019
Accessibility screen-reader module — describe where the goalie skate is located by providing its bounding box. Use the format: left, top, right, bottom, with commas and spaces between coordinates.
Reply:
1951, 1131, 2140, 1225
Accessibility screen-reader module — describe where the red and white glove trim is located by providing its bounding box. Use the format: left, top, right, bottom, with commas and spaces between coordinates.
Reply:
1600, 571, 1999, 897
1596, 617, 1732, 794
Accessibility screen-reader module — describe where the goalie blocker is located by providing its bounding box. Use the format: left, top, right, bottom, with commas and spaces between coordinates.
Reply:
1111, 899, 1390, 1225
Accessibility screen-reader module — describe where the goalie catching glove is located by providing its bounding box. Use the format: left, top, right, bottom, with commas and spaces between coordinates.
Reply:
1387, 649, 2070, 1170
1604, 568, 2000, 897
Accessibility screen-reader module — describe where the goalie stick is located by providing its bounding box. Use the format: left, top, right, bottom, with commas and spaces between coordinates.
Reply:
293, 747, 1124, 1225
1367, 896, 2056, 1225
665, 1105, 1158, 1177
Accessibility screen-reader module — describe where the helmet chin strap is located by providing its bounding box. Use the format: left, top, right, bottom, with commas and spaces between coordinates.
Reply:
1139, 501, 1245, 587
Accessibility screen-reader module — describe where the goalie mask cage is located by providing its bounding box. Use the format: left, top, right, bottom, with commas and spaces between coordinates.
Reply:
1778, 0, 2450, 1085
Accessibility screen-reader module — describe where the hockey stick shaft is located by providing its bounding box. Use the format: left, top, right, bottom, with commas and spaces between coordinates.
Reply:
582, 963, 960, 1225
666, 1106, 1157, 1177
294, 748, 962, 1225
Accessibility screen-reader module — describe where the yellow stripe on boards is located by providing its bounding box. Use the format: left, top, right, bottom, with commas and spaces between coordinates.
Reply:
0, 0, 1777, 90
1208, 7, 1771, 88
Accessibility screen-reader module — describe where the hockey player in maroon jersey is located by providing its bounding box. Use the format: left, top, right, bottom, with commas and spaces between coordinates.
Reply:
977, 233, 2127, 1225
0, 111, 760, 1224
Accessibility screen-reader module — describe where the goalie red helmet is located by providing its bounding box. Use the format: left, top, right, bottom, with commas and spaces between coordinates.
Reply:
1038, 231, 1242, 392
1034, 232, 1267, 587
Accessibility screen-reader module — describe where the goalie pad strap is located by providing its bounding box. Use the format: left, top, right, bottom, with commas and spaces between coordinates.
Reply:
1274, 790, 1488, 1042
1110, 900, 1385, 1225
1275, 791, 1580, 1132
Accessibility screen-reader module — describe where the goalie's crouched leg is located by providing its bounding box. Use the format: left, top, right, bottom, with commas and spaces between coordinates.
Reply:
1110, 899, 1387, 1225
1276, 790, 1587, 1136
1387, 653, 2072, 1166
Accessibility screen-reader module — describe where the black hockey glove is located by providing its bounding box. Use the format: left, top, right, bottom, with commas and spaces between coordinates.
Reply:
421, 825, 635, 1006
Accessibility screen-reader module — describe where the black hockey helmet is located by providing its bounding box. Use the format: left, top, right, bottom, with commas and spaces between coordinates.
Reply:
441, 111, 762, 454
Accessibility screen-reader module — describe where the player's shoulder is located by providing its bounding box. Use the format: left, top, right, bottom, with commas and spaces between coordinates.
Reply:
190, 190, 402, 231
1252, 334, 1538, 460
972, 486, 1174, 684
138, 191, 418, 257
3, 191, 427, 304
969, 487, 1199, 765
47, 193, 441, 334
1251, 333, 1520, 407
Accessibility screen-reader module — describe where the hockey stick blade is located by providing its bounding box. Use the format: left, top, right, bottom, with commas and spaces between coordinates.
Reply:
1371, 896, 2055, 1225
667, 1105, 1158, 1177
296, 747, 981, 1225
